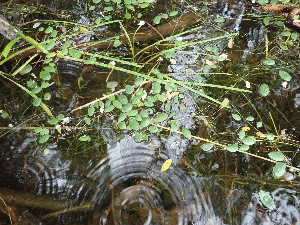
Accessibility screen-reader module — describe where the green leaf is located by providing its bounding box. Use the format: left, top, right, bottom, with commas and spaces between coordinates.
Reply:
118, 121, 126, 129
232, 113, 241, 121
149, 125, 158, 133
273, 162, 286, 178
140, 117, 150, 127
68, 49, 82, 59
33, 98, 42, 106
155, 113, 168, 123
239, 144, 249, 151
117, 94, 128, 104
39, 134, 50, 143
238, 130, 246, 139
127, 109, 138, 117
19, 64, 32, 75
266, 134, 275, 140
134, 77, 144, 85
168, 11, 178, 17
263, 17, 270, 26
113, 39, 121, 46
259, 190, 275, 210
104, 105, 114, 112
201, 143, 214, 151
125, 85, 134, 94
41, 82, 53, 88
152, 82, 161, 94
40, 71, 51, 80
113, 100, 123, 109
44, 92, 51, 100
279, 70, 291, 81
85, 58, 96, 64
48, 118, 58, 125
259, 83, 270, 97
85, 118, 91, 125
118, 113, 127, 122
122, 103, 133, 112
88, 107, 95, 116
246, 116, 254, 121
45, 26, 53, 34
268, 151, 285, 161
153, 16, 162, 24
139, 3, 149, 8
242, 136, 256, 145
226, 144, 238, 152
93, 0, 101, 3
78, 135, 91, 141
104, 6, 113, 11
1, 111, 9, 118
182, 127, 191, 139
1, 37, 22, 57
129, 118, 139, 130
214, 18, 225, 23
135, 132, 143, 142
262, 59, 275, 66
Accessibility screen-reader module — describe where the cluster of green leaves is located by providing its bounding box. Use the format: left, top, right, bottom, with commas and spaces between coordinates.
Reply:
257, 0, 293, 5
91, 0, 179, 24
80, 69, 192, 143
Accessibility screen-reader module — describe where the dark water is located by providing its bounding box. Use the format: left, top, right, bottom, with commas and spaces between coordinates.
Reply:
0, 0, 300, 224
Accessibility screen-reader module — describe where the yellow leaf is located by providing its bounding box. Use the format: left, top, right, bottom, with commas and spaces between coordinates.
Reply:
221, 98, 229, 107
161, 159, 172, 172
242, 127, 250, 131
206, 59, 214, 65
166, 91, 179, 100
256, 132, 266, 137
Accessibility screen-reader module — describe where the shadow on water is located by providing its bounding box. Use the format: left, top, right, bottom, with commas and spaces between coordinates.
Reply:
0, 0, 300, 224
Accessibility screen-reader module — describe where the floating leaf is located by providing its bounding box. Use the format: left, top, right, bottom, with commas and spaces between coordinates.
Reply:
40, 70, 51, 80
238, 130, 246, 139
155, 113, 168, 123
268, 151, 285, 161
149, 125, 158, 133
161, 159, 172, 172
242, 136, 256, 145
33, 98, 42, 106
118, 121, 126, 129
273, 162, 286, 178
118, 94, 128, 104
68, 49, 82, 59
113, 100, 123, 109
232, 113, 241, 121
240, 144, 249, 151
140, 117, 150, 127
39, 134, 50, 143
201, 143, 214, 151
135, 132, 143, 142
169, 11, 178, 17
279, 70, 291, 81
129, 118, 139, 130
88, 107, 95, 116
259, 83, 270, 97
214, 18, 225, 23
262, 59, 275, 66
259, 190, 275, 210
226, 144, 238, 152
153, 16, 162, 24
246, 116, 254, 121
78, 135, 91, 142
122, 103, 133, 112
182, 127, 191, 139
127, 109, 138, 117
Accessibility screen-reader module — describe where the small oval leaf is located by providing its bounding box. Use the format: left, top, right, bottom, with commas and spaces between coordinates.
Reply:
259, 83, 270, 97
182, 127, 191, 139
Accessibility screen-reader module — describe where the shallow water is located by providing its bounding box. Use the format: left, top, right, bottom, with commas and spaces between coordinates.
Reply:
0, 0, 300, 224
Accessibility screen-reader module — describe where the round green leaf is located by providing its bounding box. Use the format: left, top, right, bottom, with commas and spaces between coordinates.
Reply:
201, 143, 214, 151
259, 83, 270, 97
182, 127, 191, 139
39, 134, 50, 143
246, 116, 254, 121
104, 105, 115, 112
129, 118, 139, 130
40, 71, 51, 80
135, 132, 143, 142
242, 136, 256, 145
168, 11, 178, 17
226, 144, 238, 152
68, 49, 82, 59
88, 107, 95, 116
118, 113, 127, 122
153, 16, 162, 24
232, 113, 241, 121
135, 77, 144, 85
44, 92, 51, 100
262, 59, 275, 66
149, 125, 158, 133
113, 100, 123, 109
214, 18, 225, 22
118, 94, 128, 104
268, 151, 285, 161
85, 118, 91, 125
279, 70, 291, 81
33, 98, 42, 106
273, 162, 286, 178
127, 109, 138, 117
122, 103, 133, 112
118, 121, 126, 129
155, 113, 168, 123
125, 85, 134, 94
259, 190, 275, 210
20, 64, 32, 75
78, 135, 91, 141
140, 117, 150, 127
239, 144, 249, 151
152, 82, 161, 94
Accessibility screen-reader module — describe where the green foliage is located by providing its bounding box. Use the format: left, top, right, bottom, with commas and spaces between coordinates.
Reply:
259, 190, 275, 210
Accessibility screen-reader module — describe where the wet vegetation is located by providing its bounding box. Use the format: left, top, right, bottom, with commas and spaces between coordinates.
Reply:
0, 0, 300, 224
